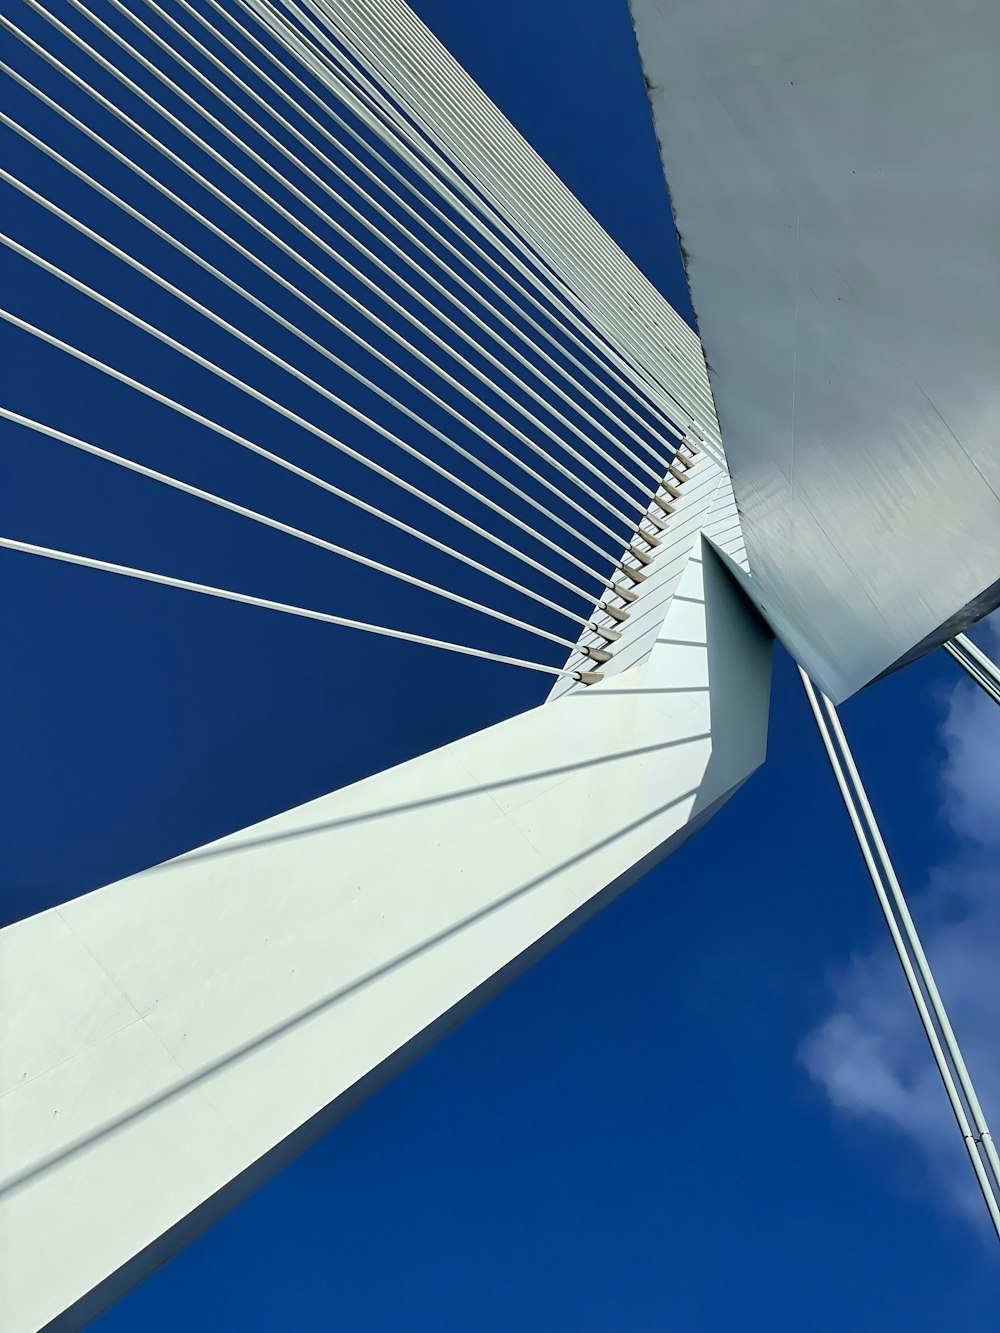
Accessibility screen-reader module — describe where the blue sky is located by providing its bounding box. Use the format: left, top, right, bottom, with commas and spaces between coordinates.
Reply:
3, 0, 999, 1327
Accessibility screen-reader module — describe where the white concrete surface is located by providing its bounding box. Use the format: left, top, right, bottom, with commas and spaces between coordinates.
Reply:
0, 498, 771, 1330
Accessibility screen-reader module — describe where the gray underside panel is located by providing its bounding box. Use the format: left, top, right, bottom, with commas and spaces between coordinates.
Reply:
629, 0, 1000, 700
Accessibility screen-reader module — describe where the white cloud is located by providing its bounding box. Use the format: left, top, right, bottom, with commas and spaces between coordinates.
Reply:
800, 613, 1000, 1224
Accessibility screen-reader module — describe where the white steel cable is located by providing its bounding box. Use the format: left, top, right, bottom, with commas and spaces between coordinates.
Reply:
318, 0, 687, 401
248, 0, 687, 425
236, 0, 692, 452
0, 235, 610, 610
0, 66, 631, 571
127, 0, 666, 495
944, 635, 1000, 707
198, 0, 677, 477
800, 669, 1000, 1238
336, 0, 718, 428
340, 0, 715, 429
0, 142, 612, 593
270, 0, 687, 415
814, 680, 1000, 1200
1, 162, 624, 596
0, 28, 645, 551
2, 408, 579, 648
0, 537, 586, 678
359, 0, 719, 439
27, 0, 650, 522
345, 0, 705, 363
262, 0, 693, 427
0, 306, 601, 627
235, 0, 685, 470
107, 0, 661, 499
4, 14, 643, 540
146, 0, 669, 487
286, 0, 714, 433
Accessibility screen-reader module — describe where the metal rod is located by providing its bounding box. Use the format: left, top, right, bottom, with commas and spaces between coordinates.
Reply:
0, 64, 628, 572
816, 680, 1000, 1197
295, 0, 714, 428
23, 0, 649, 525
172, 0, 676, 476
799, 667, 1000, 1239
135, 0, 664, 492
1, 159, 624, 594
1, 234, 608, 611
239, 0, 691, 444
1, 305, 597, 628
3, 409, 577, 650
944, 634, 1000, 707
0, 537, 582, 678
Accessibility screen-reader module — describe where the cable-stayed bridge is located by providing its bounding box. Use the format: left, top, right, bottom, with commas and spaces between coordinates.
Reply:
1, 0, 998, 1327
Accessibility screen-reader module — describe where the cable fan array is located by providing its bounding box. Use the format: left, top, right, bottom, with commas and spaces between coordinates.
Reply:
1, 0, 717, 684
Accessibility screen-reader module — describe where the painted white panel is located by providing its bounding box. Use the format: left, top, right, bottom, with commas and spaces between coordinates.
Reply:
630, 0, 1000, 700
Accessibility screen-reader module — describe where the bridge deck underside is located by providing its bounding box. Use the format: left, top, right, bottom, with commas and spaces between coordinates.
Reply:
630, 0, 1000, 701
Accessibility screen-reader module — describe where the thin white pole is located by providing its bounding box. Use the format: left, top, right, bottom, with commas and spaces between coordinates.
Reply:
0, 232, 610, 610
1, 162, 626, 596
283, 0, 696, 414
131, 0, 665, 492
815, 679, 1000, 1197
192, 0, 676, 471
2, 13, 642, 541
0, 305, 599, 628
3, 409, 580, 648
236, 0, 691, 450
25, 0, 650, 521
302, 0, 716, 431
0, 67, 629, 568
0, 537, 586, 678
800, 668, 1000, 1236
944, 634, 1000, 707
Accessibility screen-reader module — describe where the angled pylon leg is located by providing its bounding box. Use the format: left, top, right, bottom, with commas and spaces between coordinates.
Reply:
0, 531, 771, 1331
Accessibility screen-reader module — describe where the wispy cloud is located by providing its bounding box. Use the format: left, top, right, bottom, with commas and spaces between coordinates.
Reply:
800, 614, 1000, 1223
